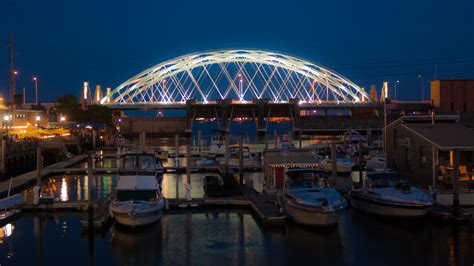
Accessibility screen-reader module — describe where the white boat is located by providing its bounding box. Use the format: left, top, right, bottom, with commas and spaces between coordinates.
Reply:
349, 172, 434, 218
278, 169, 347, 226
110, 153, 165, 227
366, 154, 386, 171
319, 157, 355, 173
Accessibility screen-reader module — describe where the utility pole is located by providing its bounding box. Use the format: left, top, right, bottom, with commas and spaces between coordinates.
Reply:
9, 33, 15, 104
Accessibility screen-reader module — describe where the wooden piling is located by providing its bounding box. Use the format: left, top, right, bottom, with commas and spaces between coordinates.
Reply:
175, 134, 179, 167
224, 133, 229, 176
36, 145, 42, 187
274, 130, 278, 149
198, 130, 202, 157
358, 140, 364, 185
1, 139, 5, 175
186, 135, 191, 184
330, 143, 337, 184
87, 152, 94, 260
239, 136, 243, 185
452, 149, 460, 216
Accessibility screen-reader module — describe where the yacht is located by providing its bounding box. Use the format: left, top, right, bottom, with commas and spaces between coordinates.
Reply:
278, 169, 347, 226
349, 172, 434, 218
109, 153, 165, 227
319, 156, 355, 173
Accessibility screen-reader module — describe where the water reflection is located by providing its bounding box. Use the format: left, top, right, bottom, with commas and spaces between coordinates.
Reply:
60, 177, 69, 202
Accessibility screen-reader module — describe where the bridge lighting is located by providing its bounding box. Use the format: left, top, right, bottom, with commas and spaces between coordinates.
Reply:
100, 50, 372, 106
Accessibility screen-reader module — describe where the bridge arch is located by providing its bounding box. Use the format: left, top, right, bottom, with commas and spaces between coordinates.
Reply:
101, 50, 373, 106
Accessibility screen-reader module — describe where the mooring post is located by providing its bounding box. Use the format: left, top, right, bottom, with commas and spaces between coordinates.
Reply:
330, 143, 337, 184
198, 130, 202, 158
299, 128, 302, 148
92, 130, 96, 151
36, 145, 42, 187
224, 133, 230, 176
175, 134, 179, 167
264, 133, 268, 150
87, 151, 94, 260
453, 149, 460, 217
274, 130, 278, 149
239, 135, 244, 185
358, 140, 364, 186
186, 135, 191, 184
0, 138, 6, 176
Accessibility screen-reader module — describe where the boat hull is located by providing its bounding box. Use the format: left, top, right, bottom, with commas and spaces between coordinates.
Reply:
350, 194, 430, 218
280, 197, 340, 226
112, 209, 163, 227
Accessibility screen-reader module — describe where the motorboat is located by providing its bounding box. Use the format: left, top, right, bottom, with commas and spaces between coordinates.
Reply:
319, 156, 355, 173
278, 169, 347, 226
109, 153, 165, 227
349, 172, 434, 218
366, 154, 386, 171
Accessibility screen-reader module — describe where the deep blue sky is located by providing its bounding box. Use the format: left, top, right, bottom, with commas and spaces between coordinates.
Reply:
0, 0, 473, 102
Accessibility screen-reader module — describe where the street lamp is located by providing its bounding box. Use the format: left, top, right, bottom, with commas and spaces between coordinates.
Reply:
60, 116, 66, 128
394, 80, 400, 100
3, 115, 10, 136
418, 75, 424, 101
33, 77, 38, 105
36, 115, 41, 133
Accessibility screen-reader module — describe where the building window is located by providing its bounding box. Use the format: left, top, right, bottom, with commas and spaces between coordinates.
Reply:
393, 129, 397, 148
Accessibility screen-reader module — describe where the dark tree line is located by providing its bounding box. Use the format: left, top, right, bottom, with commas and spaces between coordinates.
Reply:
55, 94, 113, 125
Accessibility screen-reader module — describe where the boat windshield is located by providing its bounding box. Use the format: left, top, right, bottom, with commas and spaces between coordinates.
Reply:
367, 172, 406, 188
286, 170, 327, 189
116, 189, 157, 201
120, 154, 156, 174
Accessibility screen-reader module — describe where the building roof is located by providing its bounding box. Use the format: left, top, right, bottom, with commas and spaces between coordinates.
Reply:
263, 149, 319, 167
402, 122, 474, 150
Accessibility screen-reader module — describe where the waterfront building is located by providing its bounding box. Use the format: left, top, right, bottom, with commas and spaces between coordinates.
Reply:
386, 115, 474, 205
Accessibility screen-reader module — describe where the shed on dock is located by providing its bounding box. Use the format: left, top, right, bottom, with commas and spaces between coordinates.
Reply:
262, 149, 319, 194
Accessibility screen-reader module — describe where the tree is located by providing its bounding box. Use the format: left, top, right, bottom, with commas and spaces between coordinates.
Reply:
56, 94, 82, 121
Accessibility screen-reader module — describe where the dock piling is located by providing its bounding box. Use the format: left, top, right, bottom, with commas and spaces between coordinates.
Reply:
330, 143, 337, 184
175, 134, 179, 167
453, 149, 460, 216
36, 145, 42, 187
87, 151, 94, 259
239, 136, 243, 185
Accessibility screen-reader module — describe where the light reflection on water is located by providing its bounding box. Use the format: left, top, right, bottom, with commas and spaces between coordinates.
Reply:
22, 171, 264, 202
0, 210, 473, 266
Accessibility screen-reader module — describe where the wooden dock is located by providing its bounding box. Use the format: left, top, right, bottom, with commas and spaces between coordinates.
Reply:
20, 185, 285, 230
80, 196, 112, 233
0, 155, 86, 198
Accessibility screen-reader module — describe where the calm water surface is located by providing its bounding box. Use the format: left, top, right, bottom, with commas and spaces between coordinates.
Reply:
0, 209, 473, 266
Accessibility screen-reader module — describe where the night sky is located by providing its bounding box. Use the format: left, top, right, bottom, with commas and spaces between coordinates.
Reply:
0, 0, 473, 102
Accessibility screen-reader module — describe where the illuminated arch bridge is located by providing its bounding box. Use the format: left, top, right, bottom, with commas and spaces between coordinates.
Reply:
100, 50, 373, 107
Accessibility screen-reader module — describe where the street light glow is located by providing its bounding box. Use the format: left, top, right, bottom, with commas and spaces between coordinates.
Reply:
3, 115, 10, 121
60, 116, 66, 122
36, 115, 41, 121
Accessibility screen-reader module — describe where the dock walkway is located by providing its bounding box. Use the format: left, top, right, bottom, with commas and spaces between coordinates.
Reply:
0, 155, 86, 198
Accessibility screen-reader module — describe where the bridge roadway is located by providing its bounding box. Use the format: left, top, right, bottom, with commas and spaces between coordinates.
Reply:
113, 99, 384, 135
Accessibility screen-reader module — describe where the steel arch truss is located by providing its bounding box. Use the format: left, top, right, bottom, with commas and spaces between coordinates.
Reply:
101, 50, 373, 105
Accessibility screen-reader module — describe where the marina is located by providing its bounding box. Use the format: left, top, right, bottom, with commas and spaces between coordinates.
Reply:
1, 2, 474, 263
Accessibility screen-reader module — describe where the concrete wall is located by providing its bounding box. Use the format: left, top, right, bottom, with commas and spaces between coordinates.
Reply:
119, 117, 187, 134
